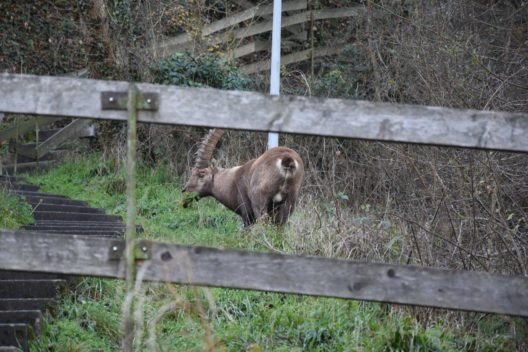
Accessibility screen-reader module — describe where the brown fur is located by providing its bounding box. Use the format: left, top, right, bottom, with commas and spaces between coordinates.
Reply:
183, 146, 304, 226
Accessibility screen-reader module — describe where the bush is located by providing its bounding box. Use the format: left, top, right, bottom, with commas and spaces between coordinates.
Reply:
151, 52, 250, 90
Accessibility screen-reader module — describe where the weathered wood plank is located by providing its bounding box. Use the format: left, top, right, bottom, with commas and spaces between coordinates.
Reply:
0, 116, 63, 142
238, 7, 364, 39
232, 0, 255, 9
0, 68, 89, 143
230, 29, 308, 59
16, 119, 93, 159
1, 231, 527, 317
232, 40, 269, 59
158, 7, 361, 55
240, 45, 343, 73
0, 68, 89, 142
1, 74, 526, 152
205, 0, 307, 36
154, 0, 307, 55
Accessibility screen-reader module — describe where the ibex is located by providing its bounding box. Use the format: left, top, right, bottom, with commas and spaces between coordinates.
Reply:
182, 129, 304, 226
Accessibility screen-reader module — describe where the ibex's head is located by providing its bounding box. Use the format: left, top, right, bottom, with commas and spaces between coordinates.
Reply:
182, 129, 225, 206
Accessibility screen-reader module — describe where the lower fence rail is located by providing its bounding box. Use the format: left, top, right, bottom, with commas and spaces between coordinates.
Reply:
1, 231, 527, 317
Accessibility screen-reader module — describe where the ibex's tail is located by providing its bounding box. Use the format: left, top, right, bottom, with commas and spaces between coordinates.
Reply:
281, 156, 295, 170
279, 156, 297, 177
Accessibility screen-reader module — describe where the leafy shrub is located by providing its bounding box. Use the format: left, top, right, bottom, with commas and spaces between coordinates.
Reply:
152, 52, 250, 90
313, 64, 370, 100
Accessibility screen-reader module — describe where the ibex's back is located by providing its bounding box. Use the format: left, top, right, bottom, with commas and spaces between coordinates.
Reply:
182, 130, 304, 226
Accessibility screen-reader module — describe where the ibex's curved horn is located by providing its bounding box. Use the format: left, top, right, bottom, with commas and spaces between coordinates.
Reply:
195, 129, 225, 168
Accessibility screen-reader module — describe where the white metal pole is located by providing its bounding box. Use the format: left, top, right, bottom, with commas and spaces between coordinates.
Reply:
267, 0, 282, 149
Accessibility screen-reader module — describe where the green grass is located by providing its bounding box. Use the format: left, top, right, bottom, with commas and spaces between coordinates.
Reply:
24, 154, 526, 351
0, 188, 34, 229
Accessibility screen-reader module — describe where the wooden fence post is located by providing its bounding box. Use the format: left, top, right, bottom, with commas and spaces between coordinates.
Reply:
13, 116, 19, 175
0, 113, 2, 174
35, 119, 40, 167
123, 83, 138, 351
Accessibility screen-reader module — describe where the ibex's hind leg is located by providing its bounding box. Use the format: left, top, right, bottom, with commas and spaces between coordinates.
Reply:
239, 203, 257, 227
267, 195, 294, 225
251, 199, 269, 222
249, 186, 273, 220
271, 202, 295, 225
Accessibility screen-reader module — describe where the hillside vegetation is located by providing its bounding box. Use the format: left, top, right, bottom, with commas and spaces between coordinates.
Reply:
28, 156, 526, 351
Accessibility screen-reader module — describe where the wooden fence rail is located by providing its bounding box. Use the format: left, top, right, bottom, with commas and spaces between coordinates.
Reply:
15, 119, 93, 159
154, 0, 308, 56
1, 231, 527, 317
1, 74, 527, 152
240, 45, 343, 74
153, 4, 362, 61
0, 117, 63, 142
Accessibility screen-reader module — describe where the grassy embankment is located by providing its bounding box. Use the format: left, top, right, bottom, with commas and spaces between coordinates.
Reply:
21, 154, 523, 351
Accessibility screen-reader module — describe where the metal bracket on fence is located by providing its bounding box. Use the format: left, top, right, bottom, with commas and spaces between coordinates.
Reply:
101, 91, 159, 111
108, 240, 152, 261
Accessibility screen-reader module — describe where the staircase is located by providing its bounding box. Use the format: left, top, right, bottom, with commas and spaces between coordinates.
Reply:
0, 175, 126, 351
1, 118, 95, 175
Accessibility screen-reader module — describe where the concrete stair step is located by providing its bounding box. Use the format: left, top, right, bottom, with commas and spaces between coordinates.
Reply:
32, 220, 124, 226
0, 183, 39, 192
25, 224, 125, 231
0, 176, 24, 183
0, 299, 55, 311
0, 271, 61, 280
9, 152, 55, 164
11, 190, 68, 199
33, 211, 122, 222
29, 230, 121, 237
0, 324, 28, 352
2, 160, 56, 174
0, 311, 42, 336
25, 222, 123, 228
29, 203, 105, 214
21, 195, 87, 206
0, 280, 65, 299
0, 346, 20, 352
